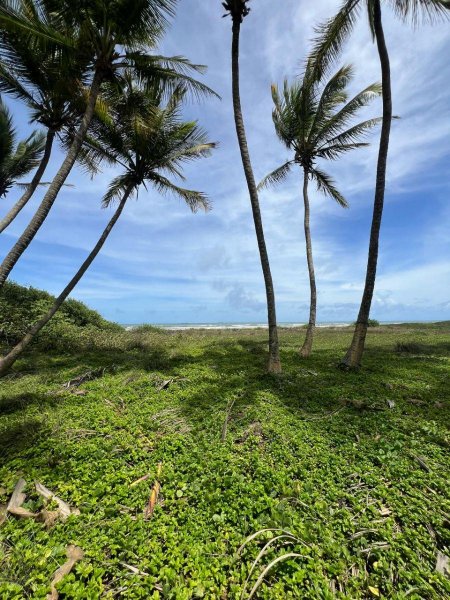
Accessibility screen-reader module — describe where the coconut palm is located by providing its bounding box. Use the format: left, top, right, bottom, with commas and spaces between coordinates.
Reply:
0, 1, 89, 233
0, 96, 46, 198
0, 0, 216, 289
222, 0, 281, 373
0, 83, 215, 376
311, 0, 450, 368
259, 63, 381, 356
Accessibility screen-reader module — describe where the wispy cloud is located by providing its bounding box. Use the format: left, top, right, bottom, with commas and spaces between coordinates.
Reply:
1, 0, 449, 323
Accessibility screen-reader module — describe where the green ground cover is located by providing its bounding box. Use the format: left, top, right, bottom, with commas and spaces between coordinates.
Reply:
1, 323, 449, 599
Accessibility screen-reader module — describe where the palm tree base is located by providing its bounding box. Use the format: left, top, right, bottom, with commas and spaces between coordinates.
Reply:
340, 321, 367, 369
299, 324, 314, 358
268, 355, 282, 374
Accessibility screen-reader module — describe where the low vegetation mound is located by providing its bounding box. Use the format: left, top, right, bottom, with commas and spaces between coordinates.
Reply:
0, 281, 121, 351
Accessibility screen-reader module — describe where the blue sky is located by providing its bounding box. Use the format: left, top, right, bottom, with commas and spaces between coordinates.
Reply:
1, 0, 449, 324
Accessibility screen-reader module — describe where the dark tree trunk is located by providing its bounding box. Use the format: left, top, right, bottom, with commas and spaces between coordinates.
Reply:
300, 170, 317, 357
341, 0, 392, 369
231, 19, 281, 373
0, 130, 56, 234
0, 188, 130, 377
0, 70, 103, 288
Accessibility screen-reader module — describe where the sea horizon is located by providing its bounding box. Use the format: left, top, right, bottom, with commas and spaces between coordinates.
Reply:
121, 319, 440, 331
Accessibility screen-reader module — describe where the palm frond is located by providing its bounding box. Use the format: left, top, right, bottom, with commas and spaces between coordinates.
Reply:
307, 64, 353, 143
257, 161, 295, 191
311, 167, 348, 207
317, 116, 382, 152
310, 0, 362, 78
387, 0, 450, 24
148, 172, 211, 212
102, 173, 137, 208
316, 141, 369, 160
312, 82, 382, 146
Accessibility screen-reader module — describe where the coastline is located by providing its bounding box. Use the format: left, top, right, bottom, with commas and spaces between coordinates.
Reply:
123, 321, 414, 331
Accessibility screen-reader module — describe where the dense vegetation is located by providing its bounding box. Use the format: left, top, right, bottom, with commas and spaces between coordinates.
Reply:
0, 281, 121, 349
1, 322, 449, 598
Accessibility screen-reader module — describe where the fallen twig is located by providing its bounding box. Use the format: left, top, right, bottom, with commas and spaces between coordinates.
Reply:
302, 406, 346, 421
120, 562, 149, 576
411, 454, 431, 472
130, 474, 150, 487
47, 545, 84, 600
6, 478, 37, 518
221, 397, 236, 442
63, 367, 108, 389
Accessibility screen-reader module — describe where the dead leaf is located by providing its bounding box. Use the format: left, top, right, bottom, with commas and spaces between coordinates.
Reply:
144, 463, 162, 519
379, 506, 391, 517
0, 504, 7, 526
47, 545, 84, 600
130, 474, 150, 487
436, 551, 449, 576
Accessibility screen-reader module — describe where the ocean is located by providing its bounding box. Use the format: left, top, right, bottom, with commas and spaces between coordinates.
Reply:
122, 321, 407, 331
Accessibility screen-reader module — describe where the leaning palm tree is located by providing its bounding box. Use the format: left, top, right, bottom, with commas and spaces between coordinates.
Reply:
0, 97, 46, 198
0, 0, 216, 289
222, 0, 281, 373
311, 0, 450, 368
0, 83, 215, 376
259, 63, 381, 356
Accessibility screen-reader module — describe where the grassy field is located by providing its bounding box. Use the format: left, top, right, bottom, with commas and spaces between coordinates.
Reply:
0, 323, 449, 599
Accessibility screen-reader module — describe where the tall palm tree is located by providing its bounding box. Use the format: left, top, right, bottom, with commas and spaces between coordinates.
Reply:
0, 96, 46, 198
311, 0, 450, 368
259, 63, 381, 356
0, 83, 215, 376
0, 1, 88, 233
0, 0, 216, 289
222, 0, 281, 373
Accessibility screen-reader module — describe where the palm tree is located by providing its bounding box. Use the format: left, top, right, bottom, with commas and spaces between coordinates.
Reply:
311, 0, 450, 368
0, 83, 215, 376
0, 1, 88, 233
259, 63, 381, 356
0, 96, 46, 198
0, 0, 216, 289
222, 0, 281, 373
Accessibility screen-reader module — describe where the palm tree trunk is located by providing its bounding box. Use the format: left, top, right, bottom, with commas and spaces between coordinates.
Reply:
300, 170, 317, 357
0, 187, 130, 377
0, 69, 104, 289
231, 19, 281, 374
341, 0, 392, 369
0, 129, 56, 234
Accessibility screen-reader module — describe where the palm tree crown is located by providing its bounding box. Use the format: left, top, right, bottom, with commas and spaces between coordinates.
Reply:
259, 62, 381, 205
311, 0, 450, 78
83, 78, 215, 211
0, 97, 45, 197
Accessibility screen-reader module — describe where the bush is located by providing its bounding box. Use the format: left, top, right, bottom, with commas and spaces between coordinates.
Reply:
351, 318, 380, 328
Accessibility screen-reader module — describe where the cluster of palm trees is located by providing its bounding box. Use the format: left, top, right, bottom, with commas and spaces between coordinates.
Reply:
224, 0, 449, 372
0, 0, 448, 377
